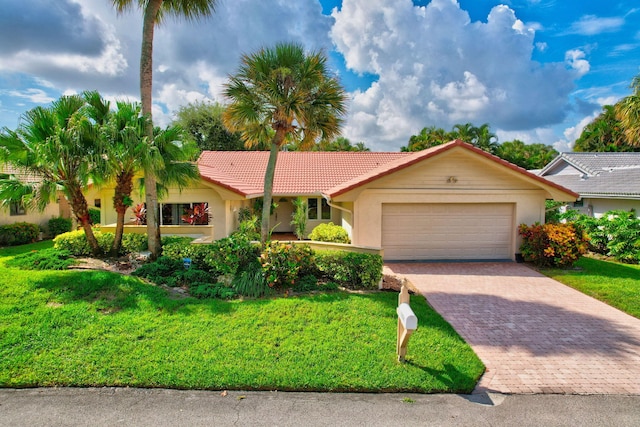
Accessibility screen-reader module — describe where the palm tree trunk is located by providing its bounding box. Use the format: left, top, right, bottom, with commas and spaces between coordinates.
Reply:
111, 172, 134, 256
66, 185, 102, 257
261, 141, 281, 246
141, 0, 163, 259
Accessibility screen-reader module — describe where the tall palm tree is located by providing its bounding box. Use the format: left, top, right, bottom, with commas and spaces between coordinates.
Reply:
223, 42, 348, 245
111, 0, 218, 258
0, 96, 103, 255
616, 74, 640, 148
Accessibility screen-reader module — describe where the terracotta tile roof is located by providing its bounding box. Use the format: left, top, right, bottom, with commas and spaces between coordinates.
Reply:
197, 140, 578, 199
197, 150, 408, 196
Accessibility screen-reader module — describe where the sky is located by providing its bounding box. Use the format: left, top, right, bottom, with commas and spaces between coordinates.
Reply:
0, 0, 638, 152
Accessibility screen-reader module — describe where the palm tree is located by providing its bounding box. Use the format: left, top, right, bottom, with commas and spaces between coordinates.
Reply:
474, 123, 498, 154
84, 92, 200, 256
84, 92, 148, 255
402, 126, 451, 151
452, 123, 475, 144
223, 42, 348, 245
0, 96, 103, 255
111, 0, 218, 258
616, 74, 640, 148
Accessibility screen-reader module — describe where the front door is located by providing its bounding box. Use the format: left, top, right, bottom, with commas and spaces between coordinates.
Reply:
270, 198, 294, 232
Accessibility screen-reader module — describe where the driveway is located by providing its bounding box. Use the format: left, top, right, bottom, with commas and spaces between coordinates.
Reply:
385, 262, 640, 394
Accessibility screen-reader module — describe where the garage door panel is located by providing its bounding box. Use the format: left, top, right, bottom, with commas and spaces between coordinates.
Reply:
382, 203, 513, 260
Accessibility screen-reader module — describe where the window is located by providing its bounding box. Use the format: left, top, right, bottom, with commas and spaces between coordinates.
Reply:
306, 198, 331, 220
94, 199, 101, 208
573, 200, 584, 208
160, 202, 209, 225
10, 202, 26, 216
321, 198, 331, 220
307, 198, 318, 220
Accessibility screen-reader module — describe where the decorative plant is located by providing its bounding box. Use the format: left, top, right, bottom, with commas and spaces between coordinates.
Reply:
131, 203, 147, 225
290, 197, 308, 240
309, 222, 350, 244
181, 203, 210, 225
518, 222, 588, 267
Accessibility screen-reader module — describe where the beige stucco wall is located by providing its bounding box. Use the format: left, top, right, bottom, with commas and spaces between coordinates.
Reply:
332, 148, 562, 259
90, 180, 235, 239
0, 201, 62, 231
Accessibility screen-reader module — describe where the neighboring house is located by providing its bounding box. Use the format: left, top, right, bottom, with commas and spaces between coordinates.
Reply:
537, 152, 640, 218
93, 140, 576, 261
0, 165, 71, 232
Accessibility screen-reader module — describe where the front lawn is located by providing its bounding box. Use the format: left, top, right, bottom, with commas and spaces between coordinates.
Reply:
0, 242, 484, 393
540, 256, 640, 319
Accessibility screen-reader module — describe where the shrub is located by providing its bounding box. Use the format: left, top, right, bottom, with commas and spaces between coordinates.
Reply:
132, 256, 192, 287
0, 222, 40, 246
518, 222, 588, 267
563, 209, 640, 263
53, 229, 113, 256
122, 233, 148, 253
290, 197, 308, 240
88, 208, 101, 225
234, 217, 260, 241
190, 282, 237, 299
260, 242, 314, 288
232, 260, 271, 298
48, 217, 72, 237
204, 234, 260, 276
314, 250, 383, 290
308, 222, 350, 244
5, 247, 76, 270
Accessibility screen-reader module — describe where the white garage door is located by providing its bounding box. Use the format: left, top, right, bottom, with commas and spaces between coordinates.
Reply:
382, 203, 513, 261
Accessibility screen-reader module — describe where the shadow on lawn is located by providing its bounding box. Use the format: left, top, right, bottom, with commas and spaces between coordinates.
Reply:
29, 269, 237, 315
405, 361, 479, 393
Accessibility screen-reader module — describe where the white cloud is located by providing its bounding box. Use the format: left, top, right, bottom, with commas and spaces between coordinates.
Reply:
567, 15, 625, 36
7, 89, 55, 104
331, 0, 580, 150
565, 49, 590, 76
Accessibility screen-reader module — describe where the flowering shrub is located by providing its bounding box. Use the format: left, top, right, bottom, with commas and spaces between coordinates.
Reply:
260, 242, 314, 288
566, 210, 640, 264
518, 222, 588, 267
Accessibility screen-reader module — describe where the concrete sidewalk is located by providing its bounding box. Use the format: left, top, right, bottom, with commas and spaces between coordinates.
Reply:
1, 388, 639, 427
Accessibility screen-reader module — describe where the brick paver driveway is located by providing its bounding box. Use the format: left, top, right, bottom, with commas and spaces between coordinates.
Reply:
385, 262, 640, 394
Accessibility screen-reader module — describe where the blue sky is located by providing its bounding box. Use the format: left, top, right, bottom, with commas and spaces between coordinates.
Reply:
0, 0, 638, 151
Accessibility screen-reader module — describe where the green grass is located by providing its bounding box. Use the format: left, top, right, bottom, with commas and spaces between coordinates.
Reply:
541, 257, 640, 319
0, 242, 484, 393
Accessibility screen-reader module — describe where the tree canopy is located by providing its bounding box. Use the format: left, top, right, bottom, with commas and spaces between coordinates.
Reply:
403, 123, 557, 170
223, 42, 348, 244
173, 101, 259, 151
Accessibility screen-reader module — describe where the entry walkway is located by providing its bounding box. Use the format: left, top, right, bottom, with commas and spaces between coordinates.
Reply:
385, 262, 640, 394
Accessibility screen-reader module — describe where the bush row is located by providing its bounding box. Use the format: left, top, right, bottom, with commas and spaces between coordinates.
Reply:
564, 209, 640, 264
137, 238, 383, 299
0, 222, 40, 246
53, 229, 148, 256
